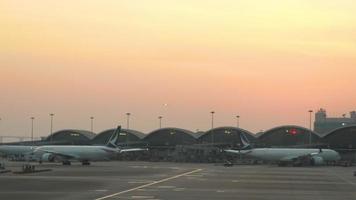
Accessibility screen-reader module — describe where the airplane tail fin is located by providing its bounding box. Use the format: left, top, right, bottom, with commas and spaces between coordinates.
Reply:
240, 133, 251, 150
224, 133, 252, 154
106, 126, 121, 148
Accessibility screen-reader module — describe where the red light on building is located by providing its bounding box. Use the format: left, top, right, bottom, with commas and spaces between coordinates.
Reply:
289, 128, 298, 135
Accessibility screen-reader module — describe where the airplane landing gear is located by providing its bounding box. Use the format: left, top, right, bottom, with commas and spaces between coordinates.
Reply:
81, 161, 91, 165
278, 161, 288, 167
62, 161, 71, 165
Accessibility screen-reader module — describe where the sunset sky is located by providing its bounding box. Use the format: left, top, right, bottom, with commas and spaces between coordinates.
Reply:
1, 0, 356, 138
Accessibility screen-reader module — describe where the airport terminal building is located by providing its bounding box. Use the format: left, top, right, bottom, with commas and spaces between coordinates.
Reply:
314, 108, 356, 135
2, 121, 356, 163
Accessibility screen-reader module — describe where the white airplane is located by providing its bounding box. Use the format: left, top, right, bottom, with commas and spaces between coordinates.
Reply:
0, 145, 36, 159
32, 126, 147, 165
225, 133, 341, 166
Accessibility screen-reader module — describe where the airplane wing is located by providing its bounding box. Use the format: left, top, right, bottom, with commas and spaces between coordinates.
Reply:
280, 155, 299, 161
280, 151, 321, 161
36, 149, 79, 160
224, 149, 241, 154
120, 148, 148, 153
224, 149, 252, 154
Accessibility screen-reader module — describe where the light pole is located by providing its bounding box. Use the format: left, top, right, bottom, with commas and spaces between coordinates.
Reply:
211, 111, 215, 129
90, 116, 94, 132
158, 116, 163, 129
50, 113, 54, 142
31, 117, 35, 145
0, 117, 2, 143
125, 113, 131, 146
308, 110, 313, 145
211, 111, 215, 144
236, 115, 240, 128
126, 113, 131, 129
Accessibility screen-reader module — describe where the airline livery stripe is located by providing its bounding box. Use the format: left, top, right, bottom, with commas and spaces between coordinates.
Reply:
94, 168, 203, 200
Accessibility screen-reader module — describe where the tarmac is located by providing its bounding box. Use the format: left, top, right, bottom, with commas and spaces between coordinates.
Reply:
0, 161, 356, 200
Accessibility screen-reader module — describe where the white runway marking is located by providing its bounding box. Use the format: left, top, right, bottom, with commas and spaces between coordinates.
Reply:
330, 171, 356, 186
94, 168, 202, 200
131, 196, 155, 199
324, 168, 356, 187
173, 188, 185, 192
185, 174, 203, 177
130, 166, 149, 169
157, 185, 175, 189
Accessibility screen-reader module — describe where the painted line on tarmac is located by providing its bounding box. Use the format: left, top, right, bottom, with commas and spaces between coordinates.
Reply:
95, 189, 108, 192
94, 168, 203, 200
330, 171, 356, 186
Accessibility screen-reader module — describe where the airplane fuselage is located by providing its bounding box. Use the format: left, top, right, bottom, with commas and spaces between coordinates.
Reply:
0, 145, 35, 156
34, 145, 119, 162
245, 148, 340, 162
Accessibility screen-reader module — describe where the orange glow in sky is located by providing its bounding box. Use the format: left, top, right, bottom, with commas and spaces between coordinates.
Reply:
0, 0, 356, 137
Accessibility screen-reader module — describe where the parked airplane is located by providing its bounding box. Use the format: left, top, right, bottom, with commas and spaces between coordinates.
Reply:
225, 133, 341, 166
32, 126, 147, 165
0, 145, 35, 160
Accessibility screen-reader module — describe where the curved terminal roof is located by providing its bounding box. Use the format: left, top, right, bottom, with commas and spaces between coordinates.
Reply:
322, 125, 356, 148
255, 131, 265, 138
198, 126, 256, 145
258, 125, 320, 147
45, 129, 96, 145
143, 127, 197, 147
91, 128, 146, 145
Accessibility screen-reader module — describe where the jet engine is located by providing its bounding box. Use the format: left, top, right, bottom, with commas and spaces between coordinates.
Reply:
41, 153, 55, 162
311, 156, 324, 166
